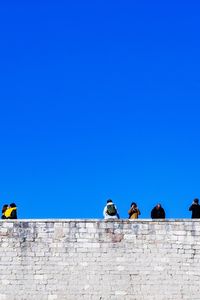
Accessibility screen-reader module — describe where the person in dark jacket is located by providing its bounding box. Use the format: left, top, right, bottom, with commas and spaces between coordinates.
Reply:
9, 203, 17, 219
151, 203, 165, 219
189, 198, 200, 219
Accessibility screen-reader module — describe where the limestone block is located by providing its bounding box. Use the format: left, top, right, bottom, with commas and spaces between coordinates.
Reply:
0, 219, 200, 299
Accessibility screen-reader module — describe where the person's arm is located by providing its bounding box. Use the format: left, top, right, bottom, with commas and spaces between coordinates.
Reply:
189, 205, 193, 211
137, 209, 141, 216
115, 205, 120, 219
103, 206, 107, 218
162, 209, 166, 219
128, 208, 133, 216
10, 210, 17, 219
151, 209, 154, 219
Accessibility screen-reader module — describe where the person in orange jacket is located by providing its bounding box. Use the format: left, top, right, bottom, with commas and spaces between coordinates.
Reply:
128, 202, 141, 219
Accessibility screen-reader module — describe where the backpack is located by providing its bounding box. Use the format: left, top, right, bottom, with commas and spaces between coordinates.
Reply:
107, 204, 117, 216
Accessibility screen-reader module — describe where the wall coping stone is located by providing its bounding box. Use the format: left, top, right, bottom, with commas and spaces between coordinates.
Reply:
0, 218, 198, 223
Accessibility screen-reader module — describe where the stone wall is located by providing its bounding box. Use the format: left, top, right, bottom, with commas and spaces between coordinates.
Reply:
0, 219, 200, 300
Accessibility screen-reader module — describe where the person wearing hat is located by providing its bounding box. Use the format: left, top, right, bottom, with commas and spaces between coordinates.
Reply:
103, 199, 119, 219
189, 198, 200, 219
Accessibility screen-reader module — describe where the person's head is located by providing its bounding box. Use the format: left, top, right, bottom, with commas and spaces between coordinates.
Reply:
131, 202, 137, 208
2, 204, 8, 213
107, 199, 113, 204
156, 203, 161, 210
10, 203, 16, 208
193, 198, 199, 205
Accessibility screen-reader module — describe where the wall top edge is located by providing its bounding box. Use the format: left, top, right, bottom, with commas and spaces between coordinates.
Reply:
0, 219, 197, 223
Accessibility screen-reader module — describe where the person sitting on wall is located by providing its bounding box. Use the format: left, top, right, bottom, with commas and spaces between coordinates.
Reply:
1, 204, 9, 219
189, 198, 200, 219
151, 203, 165, 219
103, 199, 119, 219
128, 202, 141, 219
4, 203, 18, 219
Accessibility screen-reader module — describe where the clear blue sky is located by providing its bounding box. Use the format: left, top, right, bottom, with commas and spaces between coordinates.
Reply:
0, 1, 200, 219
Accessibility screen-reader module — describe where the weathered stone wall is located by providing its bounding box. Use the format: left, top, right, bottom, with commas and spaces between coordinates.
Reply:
0, 219, 200, 300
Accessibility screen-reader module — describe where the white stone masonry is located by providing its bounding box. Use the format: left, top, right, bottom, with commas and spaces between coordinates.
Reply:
0, 219, 200, 300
